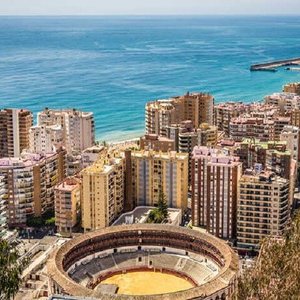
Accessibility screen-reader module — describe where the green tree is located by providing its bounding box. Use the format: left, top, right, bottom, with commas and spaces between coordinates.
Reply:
157, 191, 169, 220
147, 191, 169, 224
45, 217, 55, 226
26, 216, 43, 228
236, 212, 300, 300
0, 239, 28, 300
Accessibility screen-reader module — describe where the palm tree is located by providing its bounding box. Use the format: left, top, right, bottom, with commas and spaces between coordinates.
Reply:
147, 191, 169, 223
0, 239, 28, 300
157, 191, 169, 220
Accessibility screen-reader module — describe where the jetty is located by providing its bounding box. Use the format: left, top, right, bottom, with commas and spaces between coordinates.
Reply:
250, 57, 300, 72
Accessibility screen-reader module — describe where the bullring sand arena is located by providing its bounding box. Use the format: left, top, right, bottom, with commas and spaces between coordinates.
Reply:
101, 270, 194, 295
48, 224, 239, 300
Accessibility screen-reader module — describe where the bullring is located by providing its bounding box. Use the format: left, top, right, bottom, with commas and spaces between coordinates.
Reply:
47, 224, 238, 300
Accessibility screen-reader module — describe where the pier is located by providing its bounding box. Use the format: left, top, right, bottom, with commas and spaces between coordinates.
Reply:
250, 57, 300, 72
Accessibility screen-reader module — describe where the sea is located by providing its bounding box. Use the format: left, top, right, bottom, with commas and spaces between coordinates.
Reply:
0, 15, 300, 142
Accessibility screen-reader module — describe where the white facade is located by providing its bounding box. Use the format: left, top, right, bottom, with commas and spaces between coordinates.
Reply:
37, 109, 95, 153
145, 100, 175, 136
30, 124, 63, 153
0, 151, 66, 226
265, 92, 300, 111
280, 125, 300, 163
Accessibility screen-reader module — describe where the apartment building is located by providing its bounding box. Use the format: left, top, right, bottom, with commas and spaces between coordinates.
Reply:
0, 150, 66, 227
215, 139, 239, 157
274, 117, 291, 139
146, 100, 177, 137
140, 134, 175, 152
145, 92, 214, 136
29, 124, 63, 153
197, 123, 218, 146
265, 92, 300, 113
229, 117, 275, 142
280, 125, 300, 164
0, 176, 7, 237
81, 151, 124, 231
81, 145, 105, 169
283, 82, 300, 95
237, 170, 290, 250
126, 150, 188, 210
166, 121, 196, 151
234, 139, 291, 180
214, 102, 249, 136
291, 109, 300, 129
55, 177, 81, 235
182, 92, 214, 126
0, 108, 33, 158
266, 149, 291, 180
37, 108, 95, 153
177, 121, 198, 154
191, 146, 242, 239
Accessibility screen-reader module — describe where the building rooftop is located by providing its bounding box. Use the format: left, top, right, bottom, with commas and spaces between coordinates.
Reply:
0, 152, 58, 168
217, 139, 237, 147
198, 123, 217, 131
230, 117, 274, 125
39, 108, 93, 117
112, 206, 182, 226
31, 124, 62, 130
147, 93, 213, 109
82, 145, 105, 154
192, 146, 240, 166
82, 156, 123, 175
239, 139, 290, 154
0, 108, 32, 114
241, 169, 288, 184
266, 92, 300, 99
131, 150, 188, 161
141, 134, 174, 143
56, 177, 80, 192
214, 101, 249, 110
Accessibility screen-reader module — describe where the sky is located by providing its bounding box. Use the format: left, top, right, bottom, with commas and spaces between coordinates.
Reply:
0, 0, 299, 16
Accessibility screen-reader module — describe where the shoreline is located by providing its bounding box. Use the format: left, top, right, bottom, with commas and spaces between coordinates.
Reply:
109, 137, 140, 146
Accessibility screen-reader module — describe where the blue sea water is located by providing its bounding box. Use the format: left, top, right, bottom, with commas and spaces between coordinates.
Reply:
0, 16, 300, 141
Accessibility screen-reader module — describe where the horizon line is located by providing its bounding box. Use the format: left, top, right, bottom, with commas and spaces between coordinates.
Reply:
0, 13, 300, 17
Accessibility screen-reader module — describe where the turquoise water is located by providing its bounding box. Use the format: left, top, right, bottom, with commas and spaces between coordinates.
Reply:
0, 16, 300, 141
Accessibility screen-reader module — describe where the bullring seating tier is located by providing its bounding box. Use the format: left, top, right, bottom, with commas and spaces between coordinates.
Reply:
69, 250, 219, 286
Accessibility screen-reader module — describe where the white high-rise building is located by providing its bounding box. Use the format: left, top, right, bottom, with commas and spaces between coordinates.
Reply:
37, 108, 95, 153
29, 124, 63, 153
0, 151, 66, 227
280, 125, 300, 164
